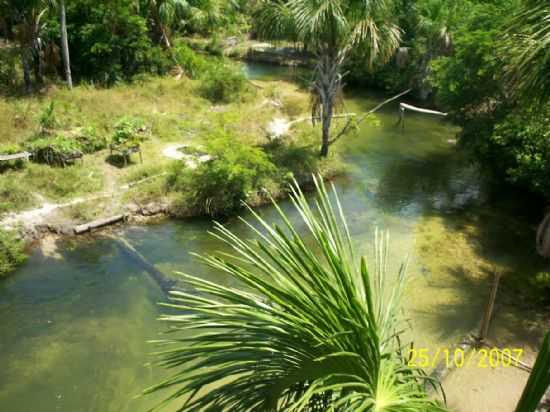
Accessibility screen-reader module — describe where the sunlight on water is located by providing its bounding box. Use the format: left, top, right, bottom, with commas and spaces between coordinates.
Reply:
0, 63, 545, 412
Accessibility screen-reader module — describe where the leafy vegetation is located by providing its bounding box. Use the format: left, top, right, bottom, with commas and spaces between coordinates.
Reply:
168, 132, 277, 216
0, 229, 27, 277
111, 117, 149, 150
198, 61, 248, 102
254, 0, 400, 156
144, 178, 447, 411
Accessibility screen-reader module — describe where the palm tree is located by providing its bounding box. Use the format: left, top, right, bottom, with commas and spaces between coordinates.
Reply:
505, 0, 550, 103
254, 0, 401, 157
146, 0, 187, 48
58, 0, 72, 88
143, 177, 448, 411
515, 332, 550, 412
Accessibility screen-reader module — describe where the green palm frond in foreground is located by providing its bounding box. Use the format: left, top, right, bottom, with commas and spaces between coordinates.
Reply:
144, 177, 448, 411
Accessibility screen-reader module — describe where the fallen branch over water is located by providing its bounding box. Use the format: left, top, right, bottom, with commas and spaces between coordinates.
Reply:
399, 103, 448, 117
329, 88, 413, 145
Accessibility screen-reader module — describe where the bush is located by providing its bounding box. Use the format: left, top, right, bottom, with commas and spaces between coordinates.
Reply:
199, 62, 247, 103
168, 132, 276, 216
173, 44, 212, 79
0, 229, 27, 277
72, 126, 108, 154
0, 48, 20, 92
488, 108, 550, 197
38, 102, 58, 134
111, 116, 149, 150
26, 135, 83, 165
66, 0, 154, 84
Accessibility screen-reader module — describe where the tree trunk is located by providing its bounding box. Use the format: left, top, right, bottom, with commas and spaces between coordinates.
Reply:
315, 53, 341, 157
152, 3, 171, 48
59, 0, 72, 89
21, 50, 32, 92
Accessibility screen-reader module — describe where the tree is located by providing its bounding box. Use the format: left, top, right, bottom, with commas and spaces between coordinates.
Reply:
58, 0, 72, 88
143, 177, 448, 411
146, 0, 187, 48
505, 0, 550, 103
255, 0, 401, 157
10, 0, 50, 91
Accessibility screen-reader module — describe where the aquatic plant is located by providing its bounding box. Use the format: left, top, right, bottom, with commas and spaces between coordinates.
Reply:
144, 177, 447, 411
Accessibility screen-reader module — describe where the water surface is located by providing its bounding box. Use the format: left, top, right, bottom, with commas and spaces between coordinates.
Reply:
0, 64, 544, 411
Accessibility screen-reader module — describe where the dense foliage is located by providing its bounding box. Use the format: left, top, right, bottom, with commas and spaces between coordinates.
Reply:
168, 132, 276, 216
429, 0, 550, 200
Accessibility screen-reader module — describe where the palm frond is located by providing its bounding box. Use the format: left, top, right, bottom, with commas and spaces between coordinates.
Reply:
505, 1, 550, 102
144, 177, 447, 411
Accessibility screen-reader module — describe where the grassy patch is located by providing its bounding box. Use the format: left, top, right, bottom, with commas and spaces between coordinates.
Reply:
0, 72, 343, 220
0, 229, 27, 277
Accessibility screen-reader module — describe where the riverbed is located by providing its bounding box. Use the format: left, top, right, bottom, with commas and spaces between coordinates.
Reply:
0, 64, 546, 411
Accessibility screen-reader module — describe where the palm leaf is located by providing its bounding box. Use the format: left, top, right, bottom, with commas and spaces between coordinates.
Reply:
143, 176, 447, 411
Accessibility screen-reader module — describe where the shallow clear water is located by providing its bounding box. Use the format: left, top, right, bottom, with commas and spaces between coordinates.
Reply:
0, 64, 544, 411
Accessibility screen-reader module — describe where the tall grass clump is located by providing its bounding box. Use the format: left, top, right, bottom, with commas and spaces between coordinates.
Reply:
0, 229, 27, 277
144, 177, 448, 411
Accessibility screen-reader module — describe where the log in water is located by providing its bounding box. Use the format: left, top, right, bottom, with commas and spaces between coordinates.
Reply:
113, 236, 177, 294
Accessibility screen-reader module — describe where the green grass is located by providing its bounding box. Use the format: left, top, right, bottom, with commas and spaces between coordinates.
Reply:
0, 74, 343, 220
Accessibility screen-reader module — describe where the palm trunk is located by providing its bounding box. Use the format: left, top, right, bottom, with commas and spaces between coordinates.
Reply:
315, 52, 341, 157
59, 0, 72, 88
21, 49, 32, 92
152, 4, 171, 48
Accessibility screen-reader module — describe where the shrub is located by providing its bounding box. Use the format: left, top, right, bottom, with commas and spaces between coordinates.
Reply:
111, 117, 149, 150
168, 132, 276, 216
38, 102, 58, 134
0, 48, 19, 92
26, 135, 83, 165
73, 126, 108, 154
199, 62, 247, 103
0, 229, 27, 277
489, 108, 550, 197
173, 44, 212, 79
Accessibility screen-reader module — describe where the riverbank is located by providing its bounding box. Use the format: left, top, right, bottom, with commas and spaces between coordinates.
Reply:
0, 70, 350, 276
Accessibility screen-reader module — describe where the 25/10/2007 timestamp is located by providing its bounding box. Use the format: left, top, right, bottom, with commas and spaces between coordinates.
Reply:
407, 347, 524, 369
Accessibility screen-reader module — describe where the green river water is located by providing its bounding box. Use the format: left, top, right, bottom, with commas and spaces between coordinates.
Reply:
0, 64, 546, 411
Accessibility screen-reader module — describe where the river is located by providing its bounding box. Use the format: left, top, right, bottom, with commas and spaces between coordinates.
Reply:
0, 63, 546, 412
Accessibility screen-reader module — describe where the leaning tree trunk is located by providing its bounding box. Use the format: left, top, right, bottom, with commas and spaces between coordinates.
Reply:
314, 52, 342, 157
59, 0, 72, 89
536, 211, 550, 258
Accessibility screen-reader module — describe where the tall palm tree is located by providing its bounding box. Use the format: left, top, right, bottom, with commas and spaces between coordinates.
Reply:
143, 177, 447, 411
505, 0, 550, 103
254, 0, 401, 157
146, 0, 187, 48
58, 0, 72, 88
